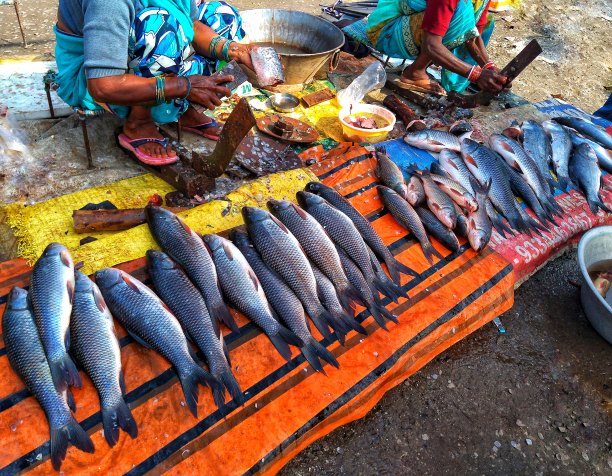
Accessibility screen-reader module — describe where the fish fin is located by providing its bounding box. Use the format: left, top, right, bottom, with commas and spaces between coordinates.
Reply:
405, 163, 419, 175
386, 257, 418, 282
119, 370, 126, 395
179, 364, 224, 415
247, 269, 260, 292
178, 218, 193, 235
556, 175, 570, 193
65, 386, 76, 413
102, 398, 138, 447
372, 276, 406, 301
222, 241, 234, 260
59, 250, 73, 268
49, 354, 82, 390
308, 311, 332, 339
367, 303, 390, 331
374, 145, 387, 155
269, 326, 302, 361
429, 201, 441, 212
67, 280, 74, 306
121, 274, 142, 294
50, 417, 95, 470
338, 310, 368, 336
421, 242, 443, 265
212, 363, 244, 405
92, 286, 107, 313
589, 198, 612, 215
211, 301, 239, 332
337, 281, 367, 310
301, 337, 340, 372
463, 154, 477, 167
269, 214, 291, 234
291, 203, 309, 220
126, 328, 153, 349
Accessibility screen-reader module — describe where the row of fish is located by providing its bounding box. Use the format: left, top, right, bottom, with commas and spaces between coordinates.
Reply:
373, 146, 492, 263
402, 115, 611, 239
4, 183, 418, 469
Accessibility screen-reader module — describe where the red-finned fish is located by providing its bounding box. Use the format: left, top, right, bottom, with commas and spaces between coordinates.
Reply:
411, 167, 457, 229
466, 178, 493, 252
404, 129, 462, 152
373, 146, 409, 200
250, 46, 284, 87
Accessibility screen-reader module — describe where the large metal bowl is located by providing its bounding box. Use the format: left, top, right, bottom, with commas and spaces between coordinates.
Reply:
240, 9, 345, 86
577, 226, 612, 344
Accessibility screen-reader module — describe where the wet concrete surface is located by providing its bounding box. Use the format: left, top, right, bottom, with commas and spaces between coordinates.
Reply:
281, 250, 612, 475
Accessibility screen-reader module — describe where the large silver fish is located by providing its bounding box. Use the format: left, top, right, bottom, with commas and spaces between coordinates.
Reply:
415, 207, 460, 252
303, 181, 417, 283
568, 143, 611, 215
297, 191, 404, 300
232, 231, 339, 372
70, 271, 137, 448
95, 267, 223, 416
521, 120, 557, 190
542, 119, 572, 191
145, 205, 237, 331
404, 129, 461, 152
202, 234, 302, 360
374, 146, 409, 199
569, 130, 612, 174
146, 250, 243, 404
466, 178, 493, 252
250, 46, 284, 87
242, 206, 344, 339
425, 171, 477, 212
3, 287, 94, 470
554, 116, 612, 149
29, 242, 81, 392
413, 168, 457, 229
378, 185, 442, 264
267, 199, 363, 312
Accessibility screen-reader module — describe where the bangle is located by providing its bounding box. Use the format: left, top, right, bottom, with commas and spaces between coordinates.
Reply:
182, 76, 191, 100
483, 61, 497, 70
209, 35, 223, 59
221, 40, 234, 62
155, 76, 166, 104
467, 65, 482, 83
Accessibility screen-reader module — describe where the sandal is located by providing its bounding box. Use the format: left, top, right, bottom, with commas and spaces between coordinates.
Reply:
116, 133, 178, 166
180, 118, 222, 141
392, 77, 447, 96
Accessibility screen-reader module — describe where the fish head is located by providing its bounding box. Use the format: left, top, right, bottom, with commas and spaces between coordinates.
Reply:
144, 204, 179, 229
6, 286, 29, 311
146, 249, 178, 272
74, 270, 95, 293
94, 268, 123, 290
266, 199, 292, 217
201, 234, 224, 254
231, 229, 251, 248
376, 185, 394, 199
467, 217, 490, 252
41, 242, 68, 257
296, 191, 323, 210
304, 182, 324, 195
439, 209, 456, 229
404, 131, 431, 148
241, 206, 271, 226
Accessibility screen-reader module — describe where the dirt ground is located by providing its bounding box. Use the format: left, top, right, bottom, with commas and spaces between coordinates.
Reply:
0, 0, 610, 112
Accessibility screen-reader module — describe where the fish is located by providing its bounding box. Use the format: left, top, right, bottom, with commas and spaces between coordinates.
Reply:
145, 205, 237, 332
297, 191, 404, 300
267, 199, 363, 312
406, 175, 425, 207
568, 143, 611, 215
461, 138, 533, 234
489, 133, 561, 220
95, 267, 223, 416
404, 129, 461, 152
378, 185, 442, 264
202, 234, 303, 360
311, 263, 367, 344
146, 250, 243, 404
410, 167, 457, 229
373, 146, 409, 200
415, 207, 460, 252
367, 246, 405, 303
568, 131, 612, 174
29, 243, 81, 392
466, 178, 493, 252
303, 182, 417, 283
542, 120, 572, 191
336, 248, 399, 330
3, 287, 94, 470
449, 120, 473, 136
232, 231, 339, 372
554, 116, 612, 149
250, 46, 284, 87
520, 120, 557, 190
242, 206, 338, 340
70, 271, 137, 447
453, 204, 469, 238
429, 161, 448, 177
424, 171, 478, 212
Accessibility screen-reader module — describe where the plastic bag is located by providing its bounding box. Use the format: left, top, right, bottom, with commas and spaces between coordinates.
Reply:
336, 62, 387, 108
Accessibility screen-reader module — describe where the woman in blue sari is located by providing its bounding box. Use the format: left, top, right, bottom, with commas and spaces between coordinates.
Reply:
55, 0, 253, 165
367, 0, 508, 94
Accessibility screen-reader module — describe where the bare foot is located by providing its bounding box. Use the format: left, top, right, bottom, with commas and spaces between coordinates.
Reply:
123, 107, 176, 159
179, 106, 222, 138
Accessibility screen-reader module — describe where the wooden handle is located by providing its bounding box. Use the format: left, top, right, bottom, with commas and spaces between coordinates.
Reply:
72, 208, 187, 234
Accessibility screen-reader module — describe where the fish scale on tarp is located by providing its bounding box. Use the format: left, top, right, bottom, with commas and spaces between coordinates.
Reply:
0, 141, 514, 474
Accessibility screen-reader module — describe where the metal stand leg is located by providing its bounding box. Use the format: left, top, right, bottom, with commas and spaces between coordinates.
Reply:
45, 85, 55, 119
80, 117, 94, 169
13, 0, 27, 47
176, 121, 182, 143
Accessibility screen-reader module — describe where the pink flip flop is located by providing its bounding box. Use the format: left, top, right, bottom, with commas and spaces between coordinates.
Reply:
180, 118, 221, 141
117, 133, 178, 166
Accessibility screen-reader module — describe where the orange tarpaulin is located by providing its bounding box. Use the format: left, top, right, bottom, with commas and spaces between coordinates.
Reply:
0, 144, 514, 474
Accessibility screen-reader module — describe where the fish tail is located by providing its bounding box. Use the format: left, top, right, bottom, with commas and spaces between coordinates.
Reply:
547, 176, 560, 193
588, 197, 612, 215
269, 326, 303, 361
308, 310, 333, 339
211, 363, 244, 405
556, 175, 571, 193
65, 386, 76, 413
487, 207, 514, 238
211, 301, 239, 332
367, 303, 392, 330
372, 276, 406, 301
301, 336, 340, 372
421, 241, 443, 265
179, 365, 224, 416
337, 282, 364, 311
385, 256, 418, 282
50, 417, 95, 470
102, 398, 138, 447
336, 308, 368, 336
49, 353, 82, 391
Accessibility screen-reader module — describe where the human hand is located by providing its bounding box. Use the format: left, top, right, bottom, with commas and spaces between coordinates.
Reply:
187, 75, 233, 109
228, 42, 255, 70
476, 69, 509, 93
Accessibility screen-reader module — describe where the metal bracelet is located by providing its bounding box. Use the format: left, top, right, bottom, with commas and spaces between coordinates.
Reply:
221, 40, 234, 61
209, 35, 223, 59
183, 76, 192, 100
155, 76, 166, 104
